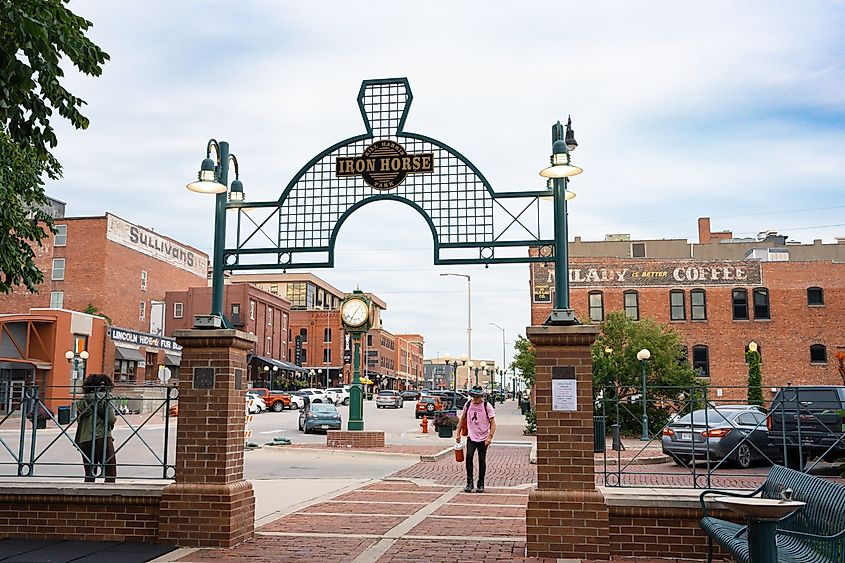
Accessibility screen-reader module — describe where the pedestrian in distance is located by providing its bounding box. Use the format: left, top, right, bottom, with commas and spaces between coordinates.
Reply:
74, 373, 117, 483
456, 385, 496, 493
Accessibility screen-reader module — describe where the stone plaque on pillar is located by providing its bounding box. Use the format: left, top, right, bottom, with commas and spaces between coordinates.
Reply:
192, 367, 215, 389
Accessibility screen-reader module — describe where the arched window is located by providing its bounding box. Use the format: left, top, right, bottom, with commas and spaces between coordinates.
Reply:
807, 287, 824, 306
810, 344, 827, 364
753, 288, 770, 319
588, 291, 604, 322
669, 290, 685, 320
732, 288, 748, 320
692, 345, 709, 377
690, 289, 707, 320
623, 290, 639, 320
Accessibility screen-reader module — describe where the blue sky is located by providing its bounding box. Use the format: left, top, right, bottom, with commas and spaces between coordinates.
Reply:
49, 1, 845, 376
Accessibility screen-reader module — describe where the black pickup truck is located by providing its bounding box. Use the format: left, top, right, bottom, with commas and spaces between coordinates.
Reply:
766, 386, 845, 469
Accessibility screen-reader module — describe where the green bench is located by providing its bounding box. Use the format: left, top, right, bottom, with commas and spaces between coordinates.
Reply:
699, 465, 845, 563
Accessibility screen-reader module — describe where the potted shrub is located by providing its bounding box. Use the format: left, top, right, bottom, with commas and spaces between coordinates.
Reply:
434, 411, 458, 438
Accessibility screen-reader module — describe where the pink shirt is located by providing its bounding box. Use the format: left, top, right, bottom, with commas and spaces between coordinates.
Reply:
464, 400, 495, 442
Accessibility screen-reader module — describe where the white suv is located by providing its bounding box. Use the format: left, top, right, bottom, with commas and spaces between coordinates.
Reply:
299, 388, 334, 405
326, 387, 350, 406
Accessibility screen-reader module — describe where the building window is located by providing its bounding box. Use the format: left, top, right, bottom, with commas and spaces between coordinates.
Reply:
324, 327, 332, 343
267, 307, 273, 326
323, 348, 331, 363
299, 328, 308, 342
50, 291, 64, 309
588, 291, 604, 322
367, 334, 373, 347
51, 258, 65, 280
140, 270, 148, 291
231, 303, 241, 323
114, 360, 137, 383
810, 344, 827, 364
690, 289, 707, 320
732, 288, 749, 320
692, 345, 709, 377
249, 300, 256, 320
54, 224, 67, 246
300, 348, 307, 364
174, 302, 184, 318
752, 288, 770, 319
807, 287, 824, 306
139, 301, 146, 320
623, 291, 639, 320
266, 336, 272, 355
669, 290, 685, 320
631, 242, 646, 258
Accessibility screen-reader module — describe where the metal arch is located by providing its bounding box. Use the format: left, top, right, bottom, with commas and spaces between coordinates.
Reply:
226, 77, 558, 271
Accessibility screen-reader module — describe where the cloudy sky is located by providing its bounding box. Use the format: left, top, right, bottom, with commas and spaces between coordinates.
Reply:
49, 2, 845, 377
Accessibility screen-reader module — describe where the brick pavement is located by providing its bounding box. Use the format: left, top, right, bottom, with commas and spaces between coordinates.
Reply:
389, 444, 537, 487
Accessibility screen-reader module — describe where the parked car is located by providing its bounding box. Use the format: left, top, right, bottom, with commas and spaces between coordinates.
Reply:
400, 390, 421, 401
661, 405, 779, 469
249, 388, 291, 412
245, 393, 266, 414
299, 388, 334, 404
287, 393, 305, 410
298, 402, 342, 433
429, 390, 466, 410
326, 387, 349, 405
376, 390, 403, 409
767, 385, 845, 469
415, 396, 445, 419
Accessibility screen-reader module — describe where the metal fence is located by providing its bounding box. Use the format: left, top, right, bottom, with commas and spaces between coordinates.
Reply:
595, 385, 845, 489
0, 384, 177, 480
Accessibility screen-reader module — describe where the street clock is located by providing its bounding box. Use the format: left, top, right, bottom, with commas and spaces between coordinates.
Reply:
341, 290, 372, 332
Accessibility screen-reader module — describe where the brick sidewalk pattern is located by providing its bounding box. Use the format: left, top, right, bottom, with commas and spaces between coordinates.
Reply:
389, 445, 537, 487
176, 479, 702, 562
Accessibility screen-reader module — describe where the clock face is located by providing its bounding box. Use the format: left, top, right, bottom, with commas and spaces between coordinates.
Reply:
341, 298, 369, 327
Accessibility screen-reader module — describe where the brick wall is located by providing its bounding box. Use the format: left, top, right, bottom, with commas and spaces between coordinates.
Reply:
0, 486, 161, 542
327, 430, 385, 448
530, 258, 845, 397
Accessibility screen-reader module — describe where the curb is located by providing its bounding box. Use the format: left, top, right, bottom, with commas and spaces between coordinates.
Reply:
421, 446, 453, 462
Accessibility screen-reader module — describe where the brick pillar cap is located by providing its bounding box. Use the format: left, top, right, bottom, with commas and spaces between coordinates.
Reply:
174, 328, 258, 348
526, 324, 600, 337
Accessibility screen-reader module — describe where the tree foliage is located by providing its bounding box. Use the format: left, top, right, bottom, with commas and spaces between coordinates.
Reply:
0, 0, 109, 292
746, 348, 763, 406
511, 335, 535, 389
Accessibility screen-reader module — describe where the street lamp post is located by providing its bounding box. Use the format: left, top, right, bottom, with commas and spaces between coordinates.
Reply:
489, 322, 506, 380
637, 348, 651, 441
539, 117, 582, 325
488, 367, 496, 407
443, 353, 468, 411
440, 273, 471, 363
186, 139, 245, 326
65, 349, 89, 416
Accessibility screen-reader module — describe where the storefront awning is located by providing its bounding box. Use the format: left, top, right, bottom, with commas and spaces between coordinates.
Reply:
115, 346, 145, 362
164, 353, 181, 367
251, 354, 307, 373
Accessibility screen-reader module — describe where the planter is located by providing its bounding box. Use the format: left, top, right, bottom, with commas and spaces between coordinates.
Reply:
437, 425, 454, 438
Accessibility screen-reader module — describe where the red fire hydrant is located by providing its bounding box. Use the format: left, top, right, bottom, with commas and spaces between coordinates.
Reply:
420, 416, 429, 434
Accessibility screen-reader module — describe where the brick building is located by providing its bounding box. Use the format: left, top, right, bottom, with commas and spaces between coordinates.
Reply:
0, 212, 208, 385
529, 218, 845, 399
229, 273, 426, 389
164, 283, 304, 387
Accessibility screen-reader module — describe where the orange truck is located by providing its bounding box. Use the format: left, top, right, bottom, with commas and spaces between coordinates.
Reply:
249, 388, 291, 412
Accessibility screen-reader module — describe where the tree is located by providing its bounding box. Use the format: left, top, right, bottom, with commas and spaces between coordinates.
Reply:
511, 335, 535, 389
746, 347, 763, 406
591, 312, 702, 435
0, 0, 109, 292
83, 303, 112, 325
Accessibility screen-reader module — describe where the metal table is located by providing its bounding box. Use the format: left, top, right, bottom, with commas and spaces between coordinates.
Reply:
715, 496, 805, 563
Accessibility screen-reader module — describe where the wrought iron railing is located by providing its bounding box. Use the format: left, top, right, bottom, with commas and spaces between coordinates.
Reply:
0, 385, 177, 480
595, 385, 845, 489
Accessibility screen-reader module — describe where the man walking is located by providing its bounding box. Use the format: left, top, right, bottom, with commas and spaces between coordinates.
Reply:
456, 385, 496, 493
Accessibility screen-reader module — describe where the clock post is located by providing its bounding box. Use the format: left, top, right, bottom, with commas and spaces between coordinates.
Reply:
348, 332, 364, 431
341, 290, 372, 432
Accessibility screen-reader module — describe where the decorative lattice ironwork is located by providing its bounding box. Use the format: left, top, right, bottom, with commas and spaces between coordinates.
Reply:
228, 78, 556, 270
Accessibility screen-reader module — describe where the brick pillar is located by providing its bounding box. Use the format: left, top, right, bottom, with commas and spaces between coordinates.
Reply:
526, 324, 610, 560
159, 329, 256, 548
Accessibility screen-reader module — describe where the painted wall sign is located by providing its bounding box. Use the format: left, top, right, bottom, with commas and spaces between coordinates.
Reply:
336, 140, 434, 190
110, 326, 183, 352
531, 259, 763, 301
106, 214, 208, 277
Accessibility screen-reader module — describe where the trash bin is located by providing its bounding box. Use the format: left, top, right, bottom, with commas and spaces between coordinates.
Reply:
593, 416, 606, 453
58, 406, 71, 425
520, 400, 530, 415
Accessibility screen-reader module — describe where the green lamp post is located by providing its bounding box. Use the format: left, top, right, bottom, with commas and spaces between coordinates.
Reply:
539, 117, 582, 325
637, 348, 651, 441
186, 139, 244, 326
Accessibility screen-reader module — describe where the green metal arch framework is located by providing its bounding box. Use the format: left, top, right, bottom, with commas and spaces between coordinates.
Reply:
226, 77, 558, 271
